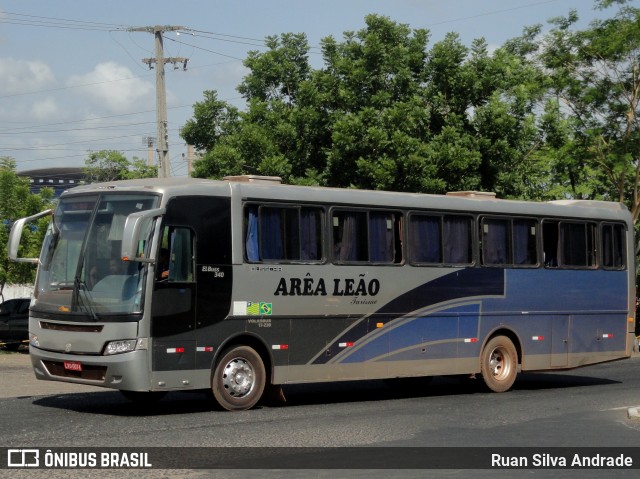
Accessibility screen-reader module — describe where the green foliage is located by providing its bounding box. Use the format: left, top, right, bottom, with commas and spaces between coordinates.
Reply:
0, 157, 54, 295
184, 15, 547, 197
182, 3, 640, 220
537, 0, 640, 218
180, 91, 240, 152
83, 150, 158, 182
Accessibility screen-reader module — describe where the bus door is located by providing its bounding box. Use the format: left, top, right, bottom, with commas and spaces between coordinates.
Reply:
151, 224, 197, 373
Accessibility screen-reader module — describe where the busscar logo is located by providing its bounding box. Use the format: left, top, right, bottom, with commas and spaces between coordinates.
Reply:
8, 449, 39, 468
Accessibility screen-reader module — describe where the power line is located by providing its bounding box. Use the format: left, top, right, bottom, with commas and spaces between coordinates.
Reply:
0, 121, 153, 135
423, 0, 561, 28
164, 35, 245, 61
2, 11, 125, 27
0, 11, 127, 31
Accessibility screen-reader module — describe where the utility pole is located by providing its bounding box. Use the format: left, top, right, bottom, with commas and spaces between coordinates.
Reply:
142, 136, 156, 166
129, 26, 188, 178
184, 144, 196, 176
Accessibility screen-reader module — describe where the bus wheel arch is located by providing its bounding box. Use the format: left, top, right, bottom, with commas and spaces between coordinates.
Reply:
210, 335, 271, 411
480, 330, 521, 393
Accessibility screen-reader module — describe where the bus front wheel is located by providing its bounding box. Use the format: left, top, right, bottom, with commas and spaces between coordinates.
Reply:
480, 335, 518, 393
211, 345, 266, 411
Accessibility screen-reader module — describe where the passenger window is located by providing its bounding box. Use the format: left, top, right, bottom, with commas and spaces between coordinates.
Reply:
482, 218, 510, 265
602, 223, 625, 269
480, 217, 538, 267
543, 220, 596, 268
542, 221, 559, 267
513, 219, 538, 266
561, 222, 596, 267
245, 205, 323, 263
443, 215, 473, 264
409, 215, 442, 263
332, 210, 402, 264
409, 214, 472, 265
332, 211, 368, 262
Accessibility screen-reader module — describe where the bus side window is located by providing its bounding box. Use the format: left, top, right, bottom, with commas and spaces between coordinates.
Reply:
409, 214, 442, 264
544, 220, 597, 268
542, 221, 559, 267
482, 218, 510, 265
332, 211, 368, 262
602, 223, 625, 269
332, 210, 402, 264
443, 215, 473, 264
560, 222, 596, 268
369, 212, 401, 263
244, 205, 323, 263
481, 217, 538, 267
513, 219, 538, 266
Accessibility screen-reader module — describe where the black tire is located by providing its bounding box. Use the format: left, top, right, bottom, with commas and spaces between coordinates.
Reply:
120, 390, 167, 402
211, 345, 266, 411
480, 335, 518, 393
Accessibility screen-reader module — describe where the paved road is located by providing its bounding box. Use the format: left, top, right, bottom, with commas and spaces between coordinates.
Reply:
3, 343, 639, 400
2, 346, 640, 479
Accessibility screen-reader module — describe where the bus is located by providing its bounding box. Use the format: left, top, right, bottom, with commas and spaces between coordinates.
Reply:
7, 175, 636, 411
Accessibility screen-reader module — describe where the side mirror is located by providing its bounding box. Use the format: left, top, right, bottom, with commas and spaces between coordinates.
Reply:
120, 207, 165, 263
7, 209, 52, 263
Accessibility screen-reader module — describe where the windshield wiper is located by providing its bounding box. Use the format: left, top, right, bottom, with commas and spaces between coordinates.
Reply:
73, 275, 99, 321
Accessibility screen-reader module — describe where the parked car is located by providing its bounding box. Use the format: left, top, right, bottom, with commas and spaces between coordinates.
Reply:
0, 298, 31, 350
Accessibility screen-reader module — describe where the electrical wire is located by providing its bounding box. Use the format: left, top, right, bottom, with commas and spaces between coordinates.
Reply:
0, 11, 127, 32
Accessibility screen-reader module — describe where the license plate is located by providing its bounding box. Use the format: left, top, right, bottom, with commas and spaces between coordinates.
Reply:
63, 361, 82, 372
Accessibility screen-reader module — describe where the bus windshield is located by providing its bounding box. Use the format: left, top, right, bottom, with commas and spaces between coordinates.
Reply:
34, 193, 159, 319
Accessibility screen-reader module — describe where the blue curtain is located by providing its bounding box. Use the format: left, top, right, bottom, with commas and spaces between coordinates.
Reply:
337, 213, 365, 262
410, 216, 441, 263
246, 207, 259, 261
369, 213, 393, 262
513, 220, 535, 265
484, 220, 508, 265
300, 209, 319, 260
443, 216, 470, 264
260, 208, 284, 260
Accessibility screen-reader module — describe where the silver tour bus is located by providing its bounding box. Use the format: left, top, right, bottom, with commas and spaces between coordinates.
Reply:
8, 175, 636, 410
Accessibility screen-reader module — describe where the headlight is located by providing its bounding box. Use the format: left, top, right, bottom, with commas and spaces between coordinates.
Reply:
29, 333, 39, 347
104, 340, 137, 355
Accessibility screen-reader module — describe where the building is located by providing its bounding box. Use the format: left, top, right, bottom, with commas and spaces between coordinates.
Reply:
17, 167, 85, 197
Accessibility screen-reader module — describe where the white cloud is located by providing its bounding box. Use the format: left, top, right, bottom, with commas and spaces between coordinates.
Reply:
30, 97, 59, 120
0, 57, 56, 94
68, 61, 154, 113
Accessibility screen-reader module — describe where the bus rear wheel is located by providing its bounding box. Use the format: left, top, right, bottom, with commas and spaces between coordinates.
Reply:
480, 335, 518, 393
211, 345, 266, 411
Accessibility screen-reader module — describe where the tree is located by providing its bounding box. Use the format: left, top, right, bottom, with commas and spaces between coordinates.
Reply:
83, 150, 158, 182
0, 157, 53, 300
538, 0, 640, 219
184, 15, 547, 197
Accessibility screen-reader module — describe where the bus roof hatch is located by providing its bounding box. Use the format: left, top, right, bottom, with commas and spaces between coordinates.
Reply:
223, 175, 282, 184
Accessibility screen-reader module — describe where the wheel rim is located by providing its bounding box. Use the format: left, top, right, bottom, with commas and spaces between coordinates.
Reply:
221, 357, 255, 398
488, 346, 512, 381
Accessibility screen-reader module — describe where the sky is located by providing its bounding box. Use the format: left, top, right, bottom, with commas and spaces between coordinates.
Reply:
0, 0, 623, 177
